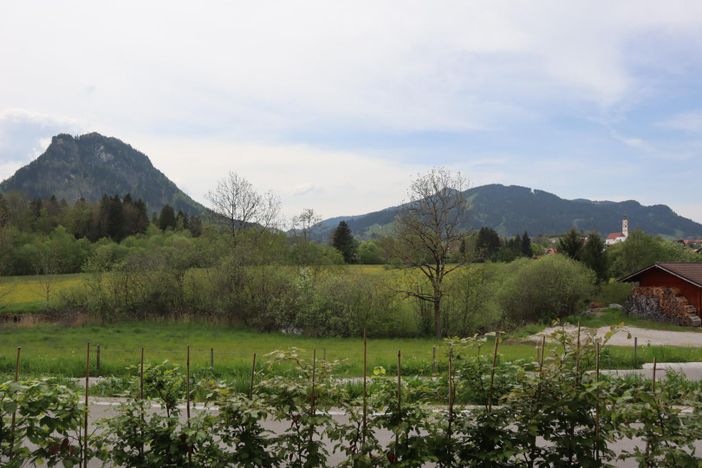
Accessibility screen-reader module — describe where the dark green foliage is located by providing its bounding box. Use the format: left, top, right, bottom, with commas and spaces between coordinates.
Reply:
475, 227, 501, 261
581, 232, 609, 283
158, 204, 177, 231
98, 195, 125, 241
559, 228, 584, 260
121, 194, 149, 236
331, 221, 357, 263
520, 231, 533, 257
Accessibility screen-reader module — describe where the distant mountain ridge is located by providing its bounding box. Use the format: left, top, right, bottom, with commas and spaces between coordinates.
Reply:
312, 184, 702, 241
0, 132, 206, 215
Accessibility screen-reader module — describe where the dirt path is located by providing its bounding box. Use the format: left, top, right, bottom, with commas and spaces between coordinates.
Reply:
529, 324, 702, 347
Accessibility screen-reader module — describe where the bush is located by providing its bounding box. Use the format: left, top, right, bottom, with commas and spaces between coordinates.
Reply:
499, 255, 596, 324
594, 281, 634, 306
295, 269, 419, 337
444, 264, 505, 335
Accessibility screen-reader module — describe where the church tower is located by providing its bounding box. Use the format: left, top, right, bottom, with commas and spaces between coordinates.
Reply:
622, 217, 629, 238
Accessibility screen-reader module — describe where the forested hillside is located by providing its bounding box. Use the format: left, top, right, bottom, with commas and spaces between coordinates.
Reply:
313, 184, 702, 240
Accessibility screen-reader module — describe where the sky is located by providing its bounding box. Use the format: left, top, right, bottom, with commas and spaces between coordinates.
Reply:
2, 1, 702, 223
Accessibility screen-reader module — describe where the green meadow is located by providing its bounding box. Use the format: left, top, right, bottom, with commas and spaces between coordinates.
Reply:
2, 322, 702, 379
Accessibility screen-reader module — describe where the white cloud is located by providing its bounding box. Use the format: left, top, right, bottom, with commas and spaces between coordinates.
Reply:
2, 2, 702, 223
658, 111, 702, 132
2, 1, 702, 138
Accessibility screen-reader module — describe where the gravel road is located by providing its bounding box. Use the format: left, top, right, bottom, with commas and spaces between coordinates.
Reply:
531, 324, 702, 347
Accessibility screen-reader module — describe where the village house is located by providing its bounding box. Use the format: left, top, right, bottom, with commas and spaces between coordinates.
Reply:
605, 218, 629, 246
620, 262, 702, 327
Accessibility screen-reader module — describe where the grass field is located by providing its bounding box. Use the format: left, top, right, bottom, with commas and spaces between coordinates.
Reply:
2, 272, 702, 380
2, 322, 702, 380
0, 273, 85, 313
0, 267, 397, 314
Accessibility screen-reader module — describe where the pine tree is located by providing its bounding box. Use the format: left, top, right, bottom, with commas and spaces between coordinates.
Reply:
581, 232, 608, 283
106, 195, 125, 241
521, 231, 533, 257
159, 205, 177, 231
122, 195, 150, 237
558, 228, 584, 260
331, 221, 357, 263
475, 227, 501, 260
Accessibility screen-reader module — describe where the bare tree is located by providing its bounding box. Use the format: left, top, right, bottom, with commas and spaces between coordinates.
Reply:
35, 243, 58, 304
0, 282, 13, 314
393, 168, 468, 338
291, 208, 321, 241
206, 172, 281, 236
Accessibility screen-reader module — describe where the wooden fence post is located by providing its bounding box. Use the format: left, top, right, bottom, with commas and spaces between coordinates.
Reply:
96, 344, 101, 373
396, 350, 402, 455
9, 347, 22, 458
186, 345, 191, 423
186, 345, 192, 464
432, 346, 436, 376
140, 347, 145, 460
309, 349, 317, 447
249, 353, 257, 398
487, 332, 500, 412
447, 346, 455, 460
595, 341, 601, 463
362, 328, 368, 445
83, 343, 90, 468
210, 347, 214, 371
539, 336, 546, 375
634, 337, 638, 368
575, 323, 581, 383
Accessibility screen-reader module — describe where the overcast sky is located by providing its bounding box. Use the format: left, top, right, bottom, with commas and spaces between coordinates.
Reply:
2, 1, 702, 223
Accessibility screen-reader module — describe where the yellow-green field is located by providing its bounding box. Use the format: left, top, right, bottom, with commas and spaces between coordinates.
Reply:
0, 266, 403, 314
0, 273, 85, 312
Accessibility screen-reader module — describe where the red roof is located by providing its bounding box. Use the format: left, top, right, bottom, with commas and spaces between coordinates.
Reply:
607, 232, 623, 240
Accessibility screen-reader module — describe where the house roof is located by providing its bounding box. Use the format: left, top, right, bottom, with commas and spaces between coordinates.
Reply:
619, 262, 702, 288
607, 232, 624, 240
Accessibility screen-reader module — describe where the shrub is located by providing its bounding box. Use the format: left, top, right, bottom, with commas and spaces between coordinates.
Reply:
499, 255, 596, 324
594, 281, 634, 306
444, 264, 505, 335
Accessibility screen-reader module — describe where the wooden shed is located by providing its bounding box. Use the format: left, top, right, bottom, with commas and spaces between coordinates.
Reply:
620, 263, 702, 319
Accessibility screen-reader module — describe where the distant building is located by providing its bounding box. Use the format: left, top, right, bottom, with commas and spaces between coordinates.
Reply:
605, 218, 629, 246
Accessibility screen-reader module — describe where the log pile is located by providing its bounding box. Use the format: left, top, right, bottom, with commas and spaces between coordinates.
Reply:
625, 287, 700, 326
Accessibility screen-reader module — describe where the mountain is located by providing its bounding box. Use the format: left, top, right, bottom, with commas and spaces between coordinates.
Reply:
313, 184, 702, 241
0, 132, 206, 215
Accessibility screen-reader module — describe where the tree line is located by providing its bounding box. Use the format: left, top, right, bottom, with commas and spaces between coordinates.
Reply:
2, 168, 701, 338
